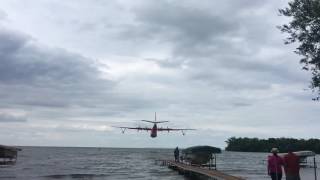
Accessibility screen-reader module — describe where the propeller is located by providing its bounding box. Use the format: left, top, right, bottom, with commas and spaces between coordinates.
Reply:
121, 128, 126, 134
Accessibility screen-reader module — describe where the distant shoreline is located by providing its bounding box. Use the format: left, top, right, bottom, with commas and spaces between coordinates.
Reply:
225, 137, 320, 154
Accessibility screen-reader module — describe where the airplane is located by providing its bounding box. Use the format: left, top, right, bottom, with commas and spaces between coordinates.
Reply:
113, 112, 195, 138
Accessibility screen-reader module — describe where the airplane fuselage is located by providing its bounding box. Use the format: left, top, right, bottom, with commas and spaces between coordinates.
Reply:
151, 124, 157, 138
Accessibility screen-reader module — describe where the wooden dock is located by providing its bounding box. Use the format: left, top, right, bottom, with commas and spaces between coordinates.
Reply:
157, 160, 245, 180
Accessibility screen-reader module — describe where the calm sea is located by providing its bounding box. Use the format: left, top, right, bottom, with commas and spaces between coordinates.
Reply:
0, 147, 319, 180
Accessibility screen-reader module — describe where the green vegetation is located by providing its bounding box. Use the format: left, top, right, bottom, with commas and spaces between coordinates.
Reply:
225, 137, 320, 154
279, 0, 320, 100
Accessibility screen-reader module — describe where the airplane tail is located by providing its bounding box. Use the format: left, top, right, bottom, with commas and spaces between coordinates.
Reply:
141, 112, 169, 124
141, 120, 169, 124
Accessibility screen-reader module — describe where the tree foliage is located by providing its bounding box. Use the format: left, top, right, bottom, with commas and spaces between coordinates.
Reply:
225, 137, 320, 154
278, 0, 320, 100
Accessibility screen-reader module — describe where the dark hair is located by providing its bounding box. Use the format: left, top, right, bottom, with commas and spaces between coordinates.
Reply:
286, 145, 293, 152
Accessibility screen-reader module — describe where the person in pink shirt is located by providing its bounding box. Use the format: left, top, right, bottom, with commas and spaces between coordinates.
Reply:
283, 146, 300, 180
268, 148, 284, 180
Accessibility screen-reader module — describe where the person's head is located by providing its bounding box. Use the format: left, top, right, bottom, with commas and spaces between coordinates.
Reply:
286, 145, 293, 153
271, 148, 279, 155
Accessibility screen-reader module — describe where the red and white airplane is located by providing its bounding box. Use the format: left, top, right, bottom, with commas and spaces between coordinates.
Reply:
114, 113, 195, 138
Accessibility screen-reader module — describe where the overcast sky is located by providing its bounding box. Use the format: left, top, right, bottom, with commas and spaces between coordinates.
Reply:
0, 0, 318, 148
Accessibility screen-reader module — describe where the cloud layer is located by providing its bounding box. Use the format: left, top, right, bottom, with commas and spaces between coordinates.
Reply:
0, 1, 318, 148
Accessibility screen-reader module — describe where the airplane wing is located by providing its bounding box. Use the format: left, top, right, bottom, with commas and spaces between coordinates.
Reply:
157, 127, 196, 135
114, 126, 152, 130
112, 126, 152, 133
157, 128, 196, 131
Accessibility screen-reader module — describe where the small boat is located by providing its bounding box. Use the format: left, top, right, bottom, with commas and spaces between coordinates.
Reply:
280, 150, 316, 167
0, 145, 21, 165
182, 145, 221, 165
293, 151, 316, 167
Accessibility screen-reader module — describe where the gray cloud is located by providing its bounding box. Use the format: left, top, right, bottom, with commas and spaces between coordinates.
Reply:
0, 9, 7, 21
119, 1, 241, 56
135, 2, 239, 42
116, 0, 308, 93
0, 28, 101, 85
0, 27, 159, 118
0, 113, 27, 123
124, 1, 276, 56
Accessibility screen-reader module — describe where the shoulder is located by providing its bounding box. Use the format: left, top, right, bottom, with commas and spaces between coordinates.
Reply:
277, 156, 284, 160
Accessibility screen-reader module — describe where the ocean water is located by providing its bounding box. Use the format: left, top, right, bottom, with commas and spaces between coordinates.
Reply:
0, 147, 319, 180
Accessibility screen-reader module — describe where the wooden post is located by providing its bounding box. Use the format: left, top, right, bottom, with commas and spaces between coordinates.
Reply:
214, 154, 217, 170
314, 156, 317, 180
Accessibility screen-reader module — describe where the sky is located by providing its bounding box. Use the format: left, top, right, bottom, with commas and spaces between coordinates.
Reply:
0, 0, 319, 149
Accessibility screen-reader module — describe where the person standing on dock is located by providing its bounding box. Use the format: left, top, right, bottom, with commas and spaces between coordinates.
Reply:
174, 147, 179, 162
283, 146, 300, 180
268, 148, 284, 180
